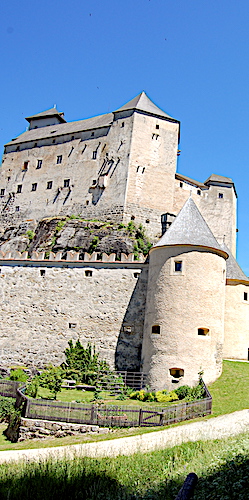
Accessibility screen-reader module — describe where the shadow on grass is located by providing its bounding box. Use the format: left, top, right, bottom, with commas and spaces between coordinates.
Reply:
0, 452, 248, 499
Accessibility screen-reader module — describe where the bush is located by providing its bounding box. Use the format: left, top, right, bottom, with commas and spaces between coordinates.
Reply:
9, 369, 28, 383
0, 396, 16, 422
62, 340, 109, 386
175, 385, 192, 400
155, 390, 179, 403
26, 377, 39, 398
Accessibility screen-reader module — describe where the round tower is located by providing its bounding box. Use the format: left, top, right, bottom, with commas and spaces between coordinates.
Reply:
141, 197, 228, 390
222, 243, 249, 360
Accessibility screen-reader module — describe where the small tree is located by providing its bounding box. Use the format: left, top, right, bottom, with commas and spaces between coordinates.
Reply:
62, 340, 109, 385
38, 366, 63, 399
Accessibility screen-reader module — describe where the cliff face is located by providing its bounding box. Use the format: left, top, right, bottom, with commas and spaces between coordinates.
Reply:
0, 217, 152, 259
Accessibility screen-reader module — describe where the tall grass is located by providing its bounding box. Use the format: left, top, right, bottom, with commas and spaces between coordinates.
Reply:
1, 432, 249, 499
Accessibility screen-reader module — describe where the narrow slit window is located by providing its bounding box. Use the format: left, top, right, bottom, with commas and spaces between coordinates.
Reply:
64, 179, 70, 188
40, 269, 46, 277
15, 206, 20, 212
37, 160, 42, 169
23, 161, 28, 170
0, 189, 5, 196
244, 292, 248, 301
92, 151, 97, 159
47, 181, 53, 190
180, 182, 183, 188
219, 193, 224, 199
31, 183, 37, 191
152, 325, 160, 334
197, 189, 201, 195
57, 155, 62, 164
17, 185, 22, 194
156, 124, 159, 129
134, 272, 140, 278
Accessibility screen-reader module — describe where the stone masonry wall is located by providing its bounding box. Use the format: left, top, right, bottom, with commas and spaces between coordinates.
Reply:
18, 418, 110, 441
0, 255, 148, 370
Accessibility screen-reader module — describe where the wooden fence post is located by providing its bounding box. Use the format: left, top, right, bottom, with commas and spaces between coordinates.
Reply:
138, 408, 143, 426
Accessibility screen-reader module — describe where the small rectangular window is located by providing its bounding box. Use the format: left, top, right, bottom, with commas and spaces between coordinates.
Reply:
175, 261, 182, 272
57, 155, 62, 164
92, 151, 97, 159
197, 189, 201, 195
32, 183, 37, 191
15, 206, 20, 212
244, 292, 248, 301
23, 161, 28, 170
152, 325, 160, 334
156, 124, 159, 129
37, 160, 42, 169
17, 185, 22, 193
198, 328, 209, 336
47, 181, 53, 190
69, 323, 77, 329
64, 179, 70, 188
85, 270, 92, 277
219, 193, 224, 199
0, 189, 5, 196
180, 182, 183, 188
40, 269, 46, 277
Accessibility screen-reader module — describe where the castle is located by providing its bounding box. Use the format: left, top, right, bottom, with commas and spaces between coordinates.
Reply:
0, 92, 247, 390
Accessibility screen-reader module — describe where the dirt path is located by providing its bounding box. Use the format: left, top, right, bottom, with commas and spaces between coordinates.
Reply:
0, 409, 249, 463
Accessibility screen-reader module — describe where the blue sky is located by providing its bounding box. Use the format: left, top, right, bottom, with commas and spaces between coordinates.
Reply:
1, 0, 249, 271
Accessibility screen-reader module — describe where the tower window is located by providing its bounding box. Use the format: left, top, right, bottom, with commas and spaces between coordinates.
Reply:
169, 368, 184, 378
244, 292, 248, 301
180, 182, 183, 188
121, 122, 124, 127
156, 124, 159, 129
174, 261, 182, 272
219, 193, 224, 199
197, 189, 201, 195
152, 325, 160, 334
57, 155, 62, 164
69, 323, 77, 329
91, 132, 94, 136
23, 161, 28, 170
31, 183, 37, 191
47, 181, 53, 190
198, 328, 209, 336
0, 189, 5, 197
17, 185, 22, 194
40, 270, 46, 277
92, 151, 97, 159
64, 179, 70, 188
15, 206, 20, 212
37, 159, 42, 169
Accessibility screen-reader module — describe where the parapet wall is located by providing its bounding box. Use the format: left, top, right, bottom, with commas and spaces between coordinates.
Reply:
0, 251, 146, 263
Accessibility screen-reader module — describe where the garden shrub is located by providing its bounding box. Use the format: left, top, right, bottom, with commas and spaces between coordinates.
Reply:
175, 385, 192, 400
0, 396, 16, 422
9, 368, 28, 383
155, 390, 179, 403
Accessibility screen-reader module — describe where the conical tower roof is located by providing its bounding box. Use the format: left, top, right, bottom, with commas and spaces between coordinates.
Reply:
154, 197, 227, 257
220, 243, 249, 283
115, 92, 178, 121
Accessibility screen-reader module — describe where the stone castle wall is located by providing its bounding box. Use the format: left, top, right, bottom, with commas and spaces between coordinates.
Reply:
0, 253, 148, 370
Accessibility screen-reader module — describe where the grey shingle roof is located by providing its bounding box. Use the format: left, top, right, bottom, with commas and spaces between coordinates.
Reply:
220, 243, 249, 282
115, 92, 178, 121
5, 113, 114, 146
25, 107, 66, 122
204, 174, 233, 185
175, 173, 207, 189
154, 197, 227, 255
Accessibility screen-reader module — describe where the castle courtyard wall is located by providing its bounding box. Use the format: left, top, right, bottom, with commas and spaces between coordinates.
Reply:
0, 257, 148, 370
223, 282, 249, 360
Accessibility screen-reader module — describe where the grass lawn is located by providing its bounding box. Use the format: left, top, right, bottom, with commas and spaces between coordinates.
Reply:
1, 431, 249, 498
208, 359, 249, 416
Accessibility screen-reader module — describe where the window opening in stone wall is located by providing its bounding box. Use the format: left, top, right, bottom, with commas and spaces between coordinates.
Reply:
36, 160, 42, 169
86, 200, 89, 205
169, 368, 184, 378
219, 193, 224, 199
85, 270, 92, 277
156, 124, 159, 129
57, 155, 62, 164
7, 177, 10, 181
69, 323, 77, 329
131, 215, 135, 220
17, 185, 22, 194
134, 272, 140, 278
244, 292, 248, 301
92, 180, 97, 185
71, 136, 74, 140
197, 189, 201, 195
180, 182, 183, 188
52, 139, 56, 144
146, 219, 150, 223
47, 181, 53, 190
0, 189, 5, 197
16, 146, 19, 151
40, 269, 46, 277
15, 206, 19, 212
91, 132, 94, 136
32, 183, 37, 191
121, 122, 124, 127
92, 151, 97, 159
198, 328, 209, 336
23, 161, 28, 170
174, 261, 182, 272
34, 143, 37, 147
152, 325, 160, 334
64, 179, 70, 188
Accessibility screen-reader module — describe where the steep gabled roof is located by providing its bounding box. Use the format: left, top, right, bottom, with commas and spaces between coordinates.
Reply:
25, 107, 66, 123
115, 92, 178, 121
221, 243, 249, 283
154, 197, 227, 257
